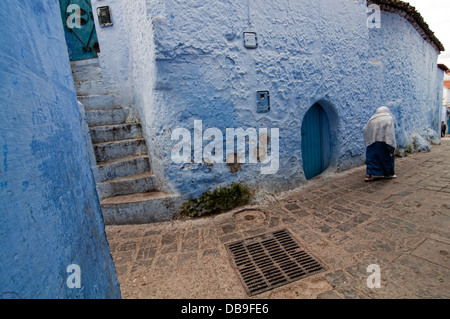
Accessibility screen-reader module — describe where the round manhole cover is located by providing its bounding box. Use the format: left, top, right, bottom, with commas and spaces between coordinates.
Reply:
233, 209, 267, 229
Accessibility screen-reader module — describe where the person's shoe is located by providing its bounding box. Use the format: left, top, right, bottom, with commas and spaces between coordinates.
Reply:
365, 175, 373, 182
385, 175, 397, 179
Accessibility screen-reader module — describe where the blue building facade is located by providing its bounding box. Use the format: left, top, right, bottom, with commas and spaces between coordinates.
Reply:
91, 0, 445, 200
0, 1, 120, 298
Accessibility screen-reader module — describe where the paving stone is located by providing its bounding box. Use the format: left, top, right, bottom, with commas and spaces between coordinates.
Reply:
160, 244, 177, 254
332, 205, 356, 215
397, 191, 413, 197
244, 226, 269, 237
199, 228, 218, 250
285, 203, 301, 211
314, 223, 332, 234
330, 211, 350, 222
302, 200, 320, 209
424, 186, 442, 191
219, 232, 243, 243
161, 233, 177, 246
324, 270, 358, 290
155, 254, 177, 268
351, 213, 371, 224
326, 231, 351, 245
356, 199, 375, 206
137, 247, 157, 260
375, 201, 395, 209
281, 217, 297, 225
182, 230, 199, 252
311, 211, 327, 219
119, 230, 143, 239
117, 240, 139, 252
288, 222, 308, 234
268, 217, 281, 228
364, 220, 385, 233
357, 280, 413, 299
292, 209, 309, 218
202, 249, 221, 258
340, 289, 368, 299
410, 238, 450, 269
336, 220, 359, 232
178, 252, 198, 265
298, 230, 322, 244
144, 229, 162, 236
315, 207, 335, 216
131, 259, 153, 273
316, 290, 343, 299
115, 265, 128, 277
141, 236, 159, 247
114, 250, 134, 265
221, 224, 236, 234
324, 216, 341, 226
342, 242, 369, 254
372, 239, 396, 253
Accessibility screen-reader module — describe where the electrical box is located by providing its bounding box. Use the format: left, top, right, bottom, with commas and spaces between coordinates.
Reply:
97, 6, 113, 27
256, 91, 270, 113
243, 32, 258, 49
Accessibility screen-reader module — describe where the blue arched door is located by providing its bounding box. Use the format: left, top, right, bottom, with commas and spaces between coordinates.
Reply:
301, 103, 331, 180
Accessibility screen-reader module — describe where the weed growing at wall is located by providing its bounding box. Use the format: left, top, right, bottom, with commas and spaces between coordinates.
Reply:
181, 183, 251, 218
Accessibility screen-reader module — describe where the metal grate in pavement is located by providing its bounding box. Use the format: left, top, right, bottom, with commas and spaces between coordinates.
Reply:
225, 228, 325, 296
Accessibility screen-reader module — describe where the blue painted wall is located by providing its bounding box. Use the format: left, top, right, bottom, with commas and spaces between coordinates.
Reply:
142, 0, 374, 198
0, 1, 120, 298
94, 0, 443, 201
368, 10, 442, 149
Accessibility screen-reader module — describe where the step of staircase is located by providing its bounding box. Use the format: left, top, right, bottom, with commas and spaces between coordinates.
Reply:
94, 138, 148, 162
73, 67, 103, 82
100, 191, 183, 225
75, 80, 110, 96
86, 108, 130, 127
90, 123, 143, 144
97, 154, 151, 182
98, 172, 156, 199
78, 94, 115, 110
71, 58, 100, 72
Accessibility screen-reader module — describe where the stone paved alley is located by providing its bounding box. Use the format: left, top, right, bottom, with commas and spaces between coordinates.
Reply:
105, 139, 450, 299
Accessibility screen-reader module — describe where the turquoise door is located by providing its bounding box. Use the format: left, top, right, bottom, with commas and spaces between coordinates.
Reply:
59, 0, 99, 61
301, 103, 330, 180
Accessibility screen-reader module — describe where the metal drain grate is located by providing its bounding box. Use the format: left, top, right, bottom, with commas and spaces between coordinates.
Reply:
226, 229, 325, 296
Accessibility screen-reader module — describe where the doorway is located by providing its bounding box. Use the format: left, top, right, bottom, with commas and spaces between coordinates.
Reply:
301, 103, 331, 180
59, 0, 100, 61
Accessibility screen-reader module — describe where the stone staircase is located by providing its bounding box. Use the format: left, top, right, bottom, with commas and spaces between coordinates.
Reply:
71, 59, 181, 225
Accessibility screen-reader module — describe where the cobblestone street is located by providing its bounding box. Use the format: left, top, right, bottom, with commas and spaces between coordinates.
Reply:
105, 139, 450, 299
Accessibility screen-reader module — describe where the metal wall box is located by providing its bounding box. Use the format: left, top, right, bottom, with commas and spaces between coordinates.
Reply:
244, 32, 258, 49
256, 91, 270, 113
97, 6, 113, 27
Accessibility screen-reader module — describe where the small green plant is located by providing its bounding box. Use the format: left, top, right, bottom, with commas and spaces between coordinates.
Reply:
406, 143, 415, 154
181, 183, 251, 218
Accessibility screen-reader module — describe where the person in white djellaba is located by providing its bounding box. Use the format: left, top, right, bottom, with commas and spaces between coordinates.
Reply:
363, 106, 397, 182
